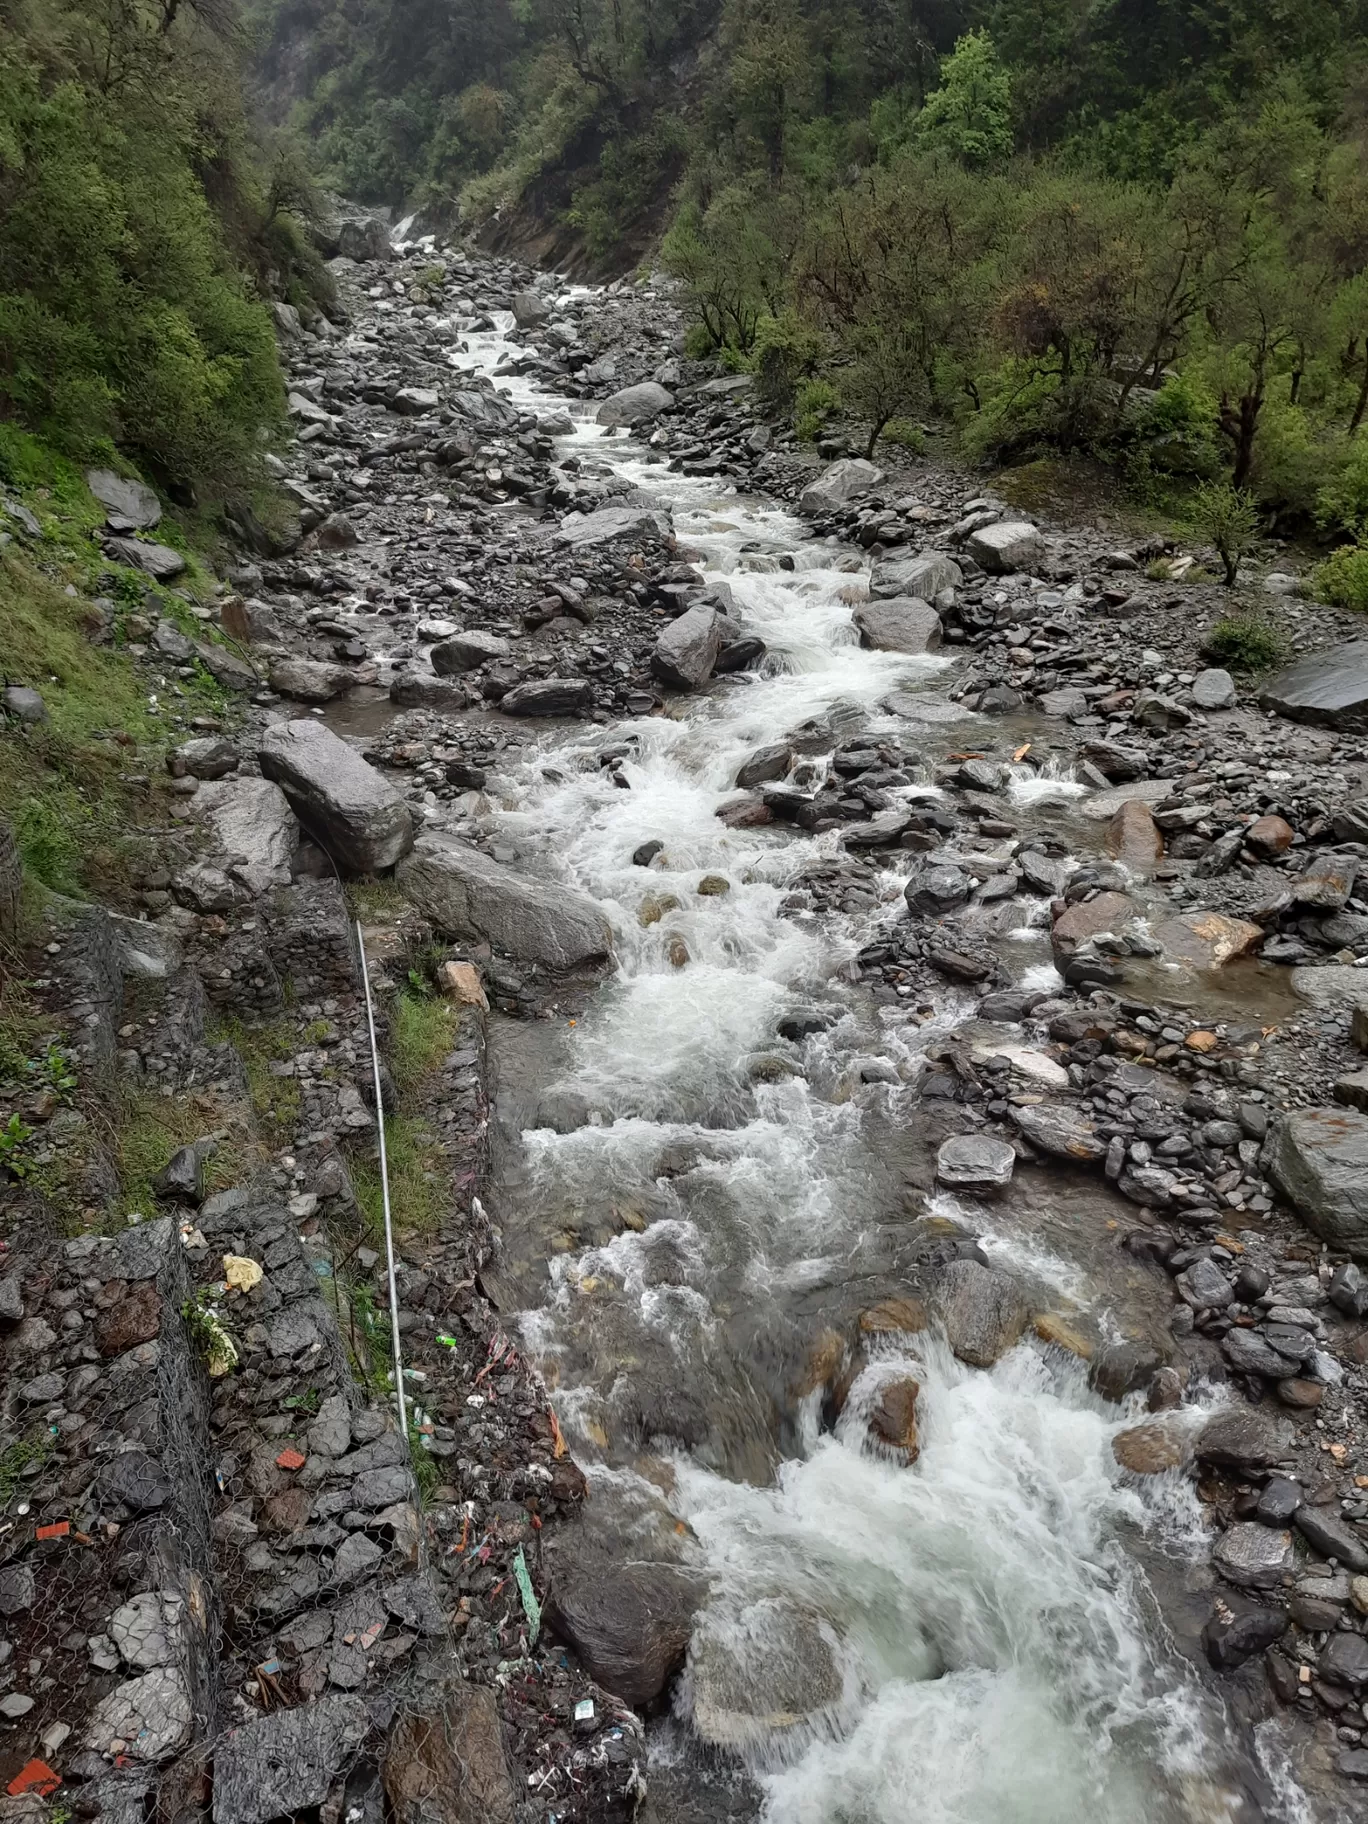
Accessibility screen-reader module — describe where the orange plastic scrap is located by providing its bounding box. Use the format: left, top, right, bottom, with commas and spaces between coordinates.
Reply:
35, 1522, 69, 1541
8, 1761, 60, 1798
547, 1407, 568, 1460
275, 1448, 306, 1472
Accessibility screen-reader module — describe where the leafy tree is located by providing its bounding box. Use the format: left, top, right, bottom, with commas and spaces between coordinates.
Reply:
914, 29, 1012, 167
1194, 480, 1260, 585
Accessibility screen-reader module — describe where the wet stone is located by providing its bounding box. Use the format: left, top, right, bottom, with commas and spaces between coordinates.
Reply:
1214, 1523, 1296, 1590
935, 1134, 1016, 1195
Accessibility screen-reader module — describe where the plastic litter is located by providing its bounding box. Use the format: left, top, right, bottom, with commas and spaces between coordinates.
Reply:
512, 1545, 541, 1644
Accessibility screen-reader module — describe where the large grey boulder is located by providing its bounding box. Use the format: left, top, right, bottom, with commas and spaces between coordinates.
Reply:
337, 215, 392, 261
935, 1258, 1029, 1367
651, 604, 723, 689
557, 504, 672, 547
799, 458, 883, 516
511, 290, 551, 327
936, 1134, 1015, 1195
430, 631, 511, 674
1266, 1107, 1368, 1254
397, 833, 612, 970
499, 678, 594, 715
104, 536, 185, 581
545, 1561, 706, 1706
1260, 640, 1368, 732
259, 720, 414, 873
86, 468, 160, 529
597, 382, 674, 427
269, 657, 353, 702
1195, 1407, 1295, 1470
852, 597, 942, 653
195, 778, 298, 896
964, 521, 1044, 574
870, 551, 962, 600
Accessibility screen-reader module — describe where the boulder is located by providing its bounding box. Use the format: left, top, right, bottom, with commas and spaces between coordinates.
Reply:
1290, 965, 1368, 1012
384, 1677, 516, 1824
736, 743, 792, 789
1195, 1407, 1295, 1470
2, 686, 46, 725
1112, 1422, 1187, 1474
1050, 892, 1135, 959
904, 862, 970, 915
1202, 1608, 1288, 1670
336, 215, 392, 261
1260, 640, 1368, 732
1294, 1507, 1368, 1573
1151, 910, 1263, 970
86, 468, 160, 529
269, 657, 353, 702
195, 778, 297, 895
511, 290, 551, 327
1105, 799, 1164, 869
851, 597, 942, 654
104, 537, 185, 581
174, 735, 239, 780
935, 1258, 1029, 1368
964, 521, 1044, 574
935, 1134, 1016, 1196
259, 720, 414, 873
544, 1562, 706, 1705
690, 1603, 842, 1753
652, 604, 723, 689
499, 678, 594, 716
558, 504, 672, 547
597, 382, 674, 427
870, 551, 962, 600
1214, 1523, 1295, 1591
397, 832, 611, 970
1008, 1101, 1106, 1163
1191, 668, 1236, 710
84, 1668, 192, 1763
430, 632, 512, 675
799, 459, 883, 516
392, 387, 440, 415
867, 1376, 922, 1459
390, 673, 470, 711
1266, 1107, 1368, 1254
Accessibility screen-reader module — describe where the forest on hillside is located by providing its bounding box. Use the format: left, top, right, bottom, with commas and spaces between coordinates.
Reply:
249, 1, 1368, 580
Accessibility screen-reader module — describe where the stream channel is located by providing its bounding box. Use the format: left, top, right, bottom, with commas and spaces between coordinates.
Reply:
434, 302, 1319, 1824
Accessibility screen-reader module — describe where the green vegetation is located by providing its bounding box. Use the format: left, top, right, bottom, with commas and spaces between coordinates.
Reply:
0, 1430, 54, 1511
1313, 543, 1368, 608
112, 1091, 255, 1219
211, 1014, 305, 1141
1193, 482, 1261, 587
1202, 612, 1290, 674
350, 1111, 445, 1237
389, 987, 457, 1094
0, 0, 331, 501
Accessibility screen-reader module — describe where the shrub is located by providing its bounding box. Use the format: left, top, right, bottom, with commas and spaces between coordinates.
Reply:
1192, 480, 1260, 585
751, 312, 824, 411
1313, 544, 1368, 610
794, 378, 840, 440
1316, 436, 1368, 538
1202, 612, 1288, 672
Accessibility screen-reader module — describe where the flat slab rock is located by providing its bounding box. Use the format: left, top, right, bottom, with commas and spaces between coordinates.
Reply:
1267, 1106, 1368, 1253
397, 832, 612, 970
1260, 639, 1368, 731
936, 1133, 1015, 1193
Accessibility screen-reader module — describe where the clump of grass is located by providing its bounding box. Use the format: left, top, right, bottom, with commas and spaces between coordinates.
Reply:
346, 880, 408, 923
210, 1015, 305, 1142
1201, 611, 1289, 673
389, 989, 457, 1094
112, 1090, 255, 1220
349, 1113, 445, 1238
0, 1431, 54, 1511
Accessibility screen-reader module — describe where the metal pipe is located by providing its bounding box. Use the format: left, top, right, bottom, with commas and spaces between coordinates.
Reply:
355, 919, 408, 1436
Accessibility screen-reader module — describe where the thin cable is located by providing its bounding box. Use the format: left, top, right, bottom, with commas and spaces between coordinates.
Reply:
355, 916, 408, 1436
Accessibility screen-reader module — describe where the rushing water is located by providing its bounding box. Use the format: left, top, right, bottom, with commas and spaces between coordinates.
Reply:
439, 305, 1308, 1823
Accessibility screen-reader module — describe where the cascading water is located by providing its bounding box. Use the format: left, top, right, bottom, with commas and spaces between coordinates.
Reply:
445, 304, 1307, 1822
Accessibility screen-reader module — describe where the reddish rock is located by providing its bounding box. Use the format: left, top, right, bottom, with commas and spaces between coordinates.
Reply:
1051, 891, 1135, 958
868, 1377, 921, 1460
94, 1281, 161, 1357
1151, 911, 1264, 970
1247, 814, 1295, 855
1105, 799, 1164, 869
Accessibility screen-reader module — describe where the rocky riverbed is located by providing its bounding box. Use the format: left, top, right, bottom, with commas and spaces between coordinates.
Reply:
4, 218, 1368, 1824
